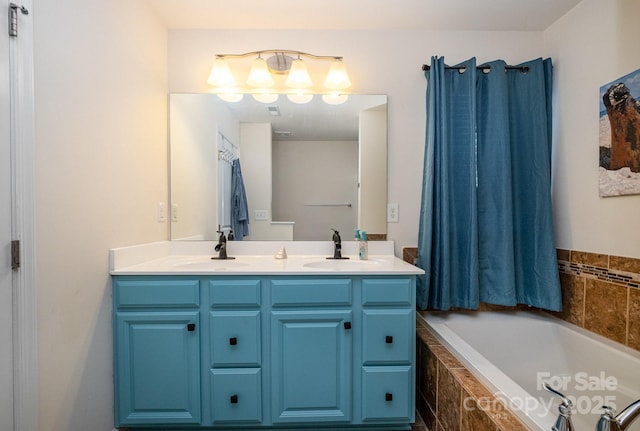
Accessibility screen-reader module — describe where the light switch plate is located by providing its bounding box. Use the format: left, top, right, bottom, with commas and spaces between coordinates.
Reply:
158, 202, 166, 222
254, 209, 268, 221
171, 204, 178, 222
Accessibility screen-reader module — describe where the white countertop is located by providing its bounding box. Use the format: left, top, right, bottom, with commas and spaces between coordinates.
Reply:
110, 241, 424, 276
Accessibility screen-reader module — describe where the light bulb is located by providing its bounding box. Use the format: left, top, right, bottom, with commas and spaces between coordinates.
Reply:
246, 56, 274, 88
323, 59, 352, 90
252, 92, 279, 103
287, 92, 313, 104
285, 58, 313, 89
322, 93, 349, 105
207, 57, 236, 88
216, 91, 244, 103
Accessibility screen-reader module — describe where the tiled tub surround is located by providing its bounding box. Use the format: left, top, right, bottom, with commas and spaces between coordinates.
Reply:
418, 311, 640, 431
416, 323, 528, 431
406, 247, 640, 431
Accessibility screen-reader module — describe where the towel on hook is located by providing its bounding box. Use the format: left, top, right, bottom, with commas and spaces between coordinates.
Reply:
231, 159, 249, 239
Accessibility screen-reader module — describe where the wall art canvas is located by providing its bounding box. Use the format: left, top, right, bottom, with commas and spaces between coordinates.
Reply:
599, 67, 640, 197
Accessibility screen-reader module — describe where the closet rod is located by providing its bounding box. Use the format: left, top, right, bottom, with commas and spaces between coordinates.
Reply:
421, 64, 530, 72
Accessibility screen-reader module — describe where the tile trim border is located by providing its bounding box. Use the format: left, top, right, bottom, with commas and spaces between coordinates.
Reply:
557, 249, 640, 289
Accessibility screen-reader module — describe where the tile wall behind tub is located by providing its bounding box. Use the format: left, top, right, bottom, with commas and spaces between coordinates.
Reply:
556, 249, 640, 351
404, 248, 640, 353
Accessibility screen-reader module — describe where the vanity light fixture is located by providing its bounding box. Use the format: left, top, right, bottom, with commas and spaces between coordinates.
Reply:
207, 50, 352, 104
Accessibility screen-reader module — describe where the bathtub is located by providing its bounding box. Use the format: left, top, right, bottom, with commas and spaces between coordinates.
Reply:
419, 311, 640, 431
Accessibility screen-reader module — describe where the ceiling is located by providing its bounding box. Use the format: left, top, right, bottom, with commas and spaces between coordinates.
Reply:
143, 0, 583, 31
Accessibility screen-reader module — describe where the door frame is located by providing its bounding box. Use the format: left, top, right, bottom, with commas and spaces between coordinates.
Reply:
8, 0, 38, 429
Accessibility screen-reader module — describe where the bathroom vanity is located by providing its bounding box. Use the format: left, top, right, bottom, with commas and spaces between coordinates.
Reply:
110, 241, 423, 431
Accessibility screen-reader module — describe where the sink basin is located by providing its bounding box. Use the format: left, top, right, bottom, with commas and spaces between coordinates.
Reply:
303, 259, 382, 270
171, 257, 249, 270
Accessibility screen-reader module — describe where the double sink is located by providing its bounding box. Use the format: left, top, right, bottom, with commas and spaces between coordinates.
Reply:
109, 240, 423, 276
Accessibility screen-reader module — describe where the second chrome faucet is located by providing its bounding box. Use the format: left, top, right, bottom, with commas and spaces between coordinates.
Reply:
328, 228, 349, 260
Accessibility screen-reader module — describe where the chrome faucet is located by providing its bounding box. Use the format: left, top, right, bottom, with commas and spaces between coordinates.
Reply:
544, 383, 575, 431
329, 229, 348, 260
212, 225, 234, 260
596, 401, 640, 431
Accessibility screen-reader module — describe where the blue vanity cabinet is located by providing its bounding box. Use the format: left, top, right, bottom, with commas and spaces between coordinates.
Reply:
112, 274, 416, 430
113, 278, 202, 426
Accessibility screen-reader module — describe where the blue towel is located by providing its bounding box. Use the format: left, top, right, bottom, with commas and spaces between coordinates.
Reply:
231, 159, 249, 239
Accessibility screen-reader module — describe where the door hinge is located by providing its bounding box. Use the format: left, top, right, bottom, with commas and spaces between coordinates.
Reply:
8, 3, 29, 38
11, 240, 20, 270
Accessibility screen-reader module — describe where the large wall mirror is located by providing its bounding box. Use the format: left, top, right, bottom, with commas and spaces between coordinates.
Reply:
169, 93, 387, 241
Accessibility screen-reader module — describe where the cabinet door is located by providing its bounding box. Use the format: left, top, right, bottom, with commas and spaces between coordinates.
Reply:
271, 310, 352, 423
114, 312, 201, 426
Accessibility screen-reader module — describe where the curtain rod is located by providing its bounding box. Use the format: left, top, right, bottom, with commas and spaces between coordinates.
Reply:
421, 64, 530, 73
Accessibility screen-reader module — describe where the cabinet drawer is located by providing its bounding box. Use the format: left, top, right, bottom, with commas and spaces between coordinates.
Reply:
361, 278, 413, 306
362, 366, 413, 422
210, 311, 261, 367
209, 279, 261, 307
362, 309, 413, 364
270, 279, 352, 306
210, 368, 262, 424
114, 279, 199, 308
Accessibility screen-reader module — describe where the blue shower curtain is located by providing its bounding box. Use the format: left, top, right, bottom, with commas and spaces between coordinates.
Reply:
416, 56, 561, 312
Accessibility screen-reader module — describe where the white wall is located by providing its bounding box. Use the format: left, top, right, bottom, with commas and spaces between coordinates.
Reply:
545, 0, 640, 258
359, 107, 388, 236
240, 123, 276, 240
272, 140, 358, 240
169, 94, 241, 240
168, 29, 545, 254
169, 94, 219, 240
33, 1, 168, 430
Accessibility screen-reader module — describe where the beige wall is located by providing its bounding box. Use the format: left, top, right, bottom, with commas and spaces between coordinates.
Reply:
545, 0, 640, 258
33, 0, 168, 429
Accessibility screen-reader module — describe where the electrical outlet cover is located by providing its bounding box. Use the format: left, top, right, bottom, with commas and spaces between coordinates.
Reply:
387, 203, 399, 223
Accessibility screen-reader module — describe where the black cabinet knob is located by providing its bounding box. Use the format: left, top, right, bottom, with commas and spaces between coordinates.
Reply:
385, 392, 393, 402
343, 322, 352, 330
187, 323, 196, 332
229, 337, 238, 345
385, 335, 393, 344
230, 394, 238, 404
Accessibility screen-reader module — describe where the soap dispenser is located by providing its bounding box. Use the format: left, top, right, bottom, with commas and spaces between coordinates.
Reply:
358, 230, 368, 260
